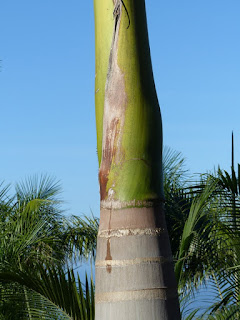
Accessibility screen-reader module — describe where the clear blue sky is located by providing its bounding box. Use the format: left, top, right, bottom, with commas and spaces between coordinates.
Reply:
1, 0, 240, 217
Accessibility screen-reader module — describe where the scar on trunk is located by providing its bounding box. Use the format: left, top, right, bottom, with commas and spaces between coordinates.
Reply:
105, 239, 112, 273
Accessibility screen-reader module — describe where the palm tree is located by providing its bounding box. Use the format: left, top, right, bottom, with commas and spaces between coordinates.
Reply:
0, 264, 95, 320
158, 145, 240, 319
93, 1, 180, 319
0, 175, 97, 319
173, 164, 240, 319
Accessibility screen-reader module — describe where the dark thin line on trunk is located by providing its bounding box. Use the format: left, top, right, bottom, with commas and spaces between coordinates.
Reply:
113, 0, 130, 29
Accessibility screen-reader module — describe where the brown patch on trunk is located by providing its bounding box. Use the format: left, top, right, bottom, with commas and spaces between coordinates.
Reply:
99, 118, 120, 200
105, 239, 112, 273
99, 204, 166, 231
99, 1, 127, 201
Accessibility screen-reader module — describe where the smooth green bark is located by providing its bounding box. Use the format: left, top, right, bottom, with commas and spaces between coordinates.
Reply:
94, 0, 114, 164
94, 0, 163, 203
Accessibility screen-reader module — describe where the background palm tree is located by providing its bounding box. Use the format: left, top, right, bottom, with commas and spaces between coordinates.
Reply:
157, 145, 240, 319
0, 175, 97, 319
172, 166, 240, 319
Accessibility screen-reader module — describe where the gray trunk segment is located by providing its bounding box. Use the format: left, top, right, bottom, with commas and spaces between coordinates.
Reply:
95, 204, 181, 319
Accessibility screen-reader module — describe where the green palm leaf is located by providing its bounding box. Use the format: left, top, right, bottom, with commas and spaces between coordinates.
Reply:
0, 264, 94, 319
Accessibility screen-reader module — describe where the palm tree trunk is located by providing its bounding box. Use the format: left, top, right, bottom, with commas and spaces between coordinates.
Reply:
94, 0, 180, 319
95, 204, 180, 319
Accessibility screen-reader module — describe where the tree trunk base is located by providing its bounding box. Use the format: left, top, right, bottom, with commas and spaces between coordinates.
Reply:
95, 203, 181, 320
96, 299, 180, 320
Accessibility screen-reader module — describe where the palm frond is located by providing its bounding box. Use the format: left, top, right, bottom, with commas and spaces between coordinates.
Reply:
163, 146, 189, 190
63, 215, 99, 263
0, 264, 94, 320
15, 174, 62, 203
175, 176, 218, 288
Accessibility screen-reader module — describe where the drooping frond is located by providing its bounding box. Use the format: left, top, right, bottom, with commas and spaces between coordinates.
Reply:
0, 265, 94, 319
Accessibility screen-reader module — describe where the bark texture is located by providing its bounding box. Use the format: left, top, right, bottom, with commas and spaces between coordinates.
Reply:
95, 204, 180, 319
94, 0, 181, 318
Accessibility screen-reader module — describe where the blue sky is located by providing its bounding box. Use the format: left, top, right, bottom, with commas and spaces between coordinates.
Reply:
1, 0, 240, 217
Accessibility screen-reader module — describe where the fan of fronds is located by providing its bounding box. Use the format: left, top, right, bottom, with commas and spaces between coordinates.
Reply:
0, 175, 97, 319
177, 165, 240, 319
